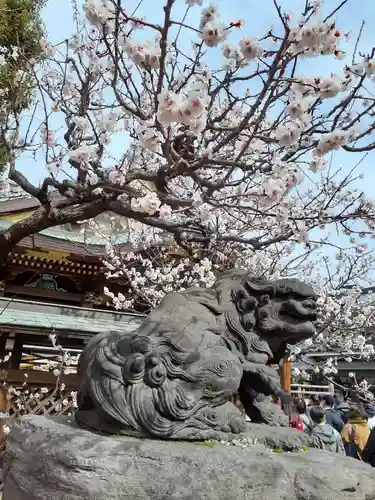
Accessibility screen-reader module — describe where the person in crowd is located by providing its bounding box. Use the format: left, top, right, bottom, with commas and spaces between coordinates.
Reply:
306, 405, 345, 454
365, 403, 375, 430
271, 393, 281, 409
290, 398, 312, 431
309, 394, 320, 407
321, 394, 344, 433
363, 425, 375, 466
334, 392, 350, 424
279, 391, 296, 427
341, 404, 370, 460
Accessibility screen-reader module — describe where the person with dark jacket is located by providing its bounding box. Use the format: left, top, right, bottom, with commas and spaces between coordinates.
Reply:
322, 394, 344, 433
365, 403, 375, 430
306, 405, 345, 454
334, 392, 350, 424
363, 426, 375, 466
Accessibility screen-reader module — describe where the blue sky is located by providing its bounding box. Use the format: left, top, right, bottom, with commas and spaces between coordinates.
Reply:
21, 0, 374, 271
38, 0, 375, 190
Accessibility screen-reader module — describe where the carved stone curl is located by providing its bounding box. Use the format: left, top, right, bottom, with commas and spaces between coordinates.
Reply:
76, 271, 317, 439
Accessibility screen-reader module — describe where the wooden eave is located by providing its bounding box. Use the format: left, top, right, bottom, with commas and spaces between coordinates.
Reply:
5, 250, 103, 277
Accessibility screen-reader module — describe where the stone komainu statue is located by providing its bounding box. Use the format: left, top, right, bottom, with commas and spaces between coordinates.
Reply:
76, 271, 317, 440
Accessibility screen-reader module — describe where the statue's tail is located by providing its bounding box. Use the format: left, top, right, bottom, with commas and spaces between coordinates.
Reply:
76, 330, 208, 437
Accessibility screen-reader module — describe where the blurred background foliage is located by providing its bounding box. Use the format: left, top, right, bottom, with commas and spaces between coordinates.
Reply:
0, 0, 46, 173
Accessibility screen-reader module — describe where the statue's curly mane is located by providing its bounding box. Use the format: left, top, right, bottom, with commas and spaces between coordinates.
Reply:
212, 270, 277, 360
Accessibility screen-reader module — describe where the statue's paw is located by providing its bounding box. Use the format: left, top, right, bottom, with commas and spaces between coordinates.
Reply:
228, 416, 247, 434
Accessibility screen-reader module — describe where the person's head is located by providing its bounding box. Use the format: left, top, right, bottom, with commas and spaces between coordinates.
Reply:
309, 405, 325, 425
334, 392, 344, 406
365, 404, 375, 419
309, 394, 320, 406
322, 394, 334, 409
348, 403, 367, 421
294, 397, 307, 415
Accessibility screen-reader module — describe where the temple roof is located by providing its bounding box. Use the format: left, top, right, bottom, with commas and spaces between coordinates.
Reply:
0, 193, 131, 257
0, 296, 144, 338
0, 177, 31, 202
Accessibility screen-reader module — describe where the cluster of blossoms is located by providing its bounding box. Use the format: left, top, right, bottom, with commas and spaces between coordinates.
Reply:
316, 129, 355, 156
130, 191, 162, 215
289, 20, 343, 57
48, 334, 79, 377
104, 246, 216, 309
222, 37, 262, 70
124, 39, 161, 69
0, 332, 79, 436
157, 83, 209, 134
199, 4, 227, 47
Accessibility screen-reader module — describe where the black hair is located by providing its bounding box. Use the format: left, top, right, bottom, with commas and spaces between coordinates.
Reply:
348, 403, 367, 421
322, 394, 334, 407
271, 393, 279, 404
309, 405, 325, 424
334, 392, 344, 405
294, 397, 307, 415
309, 394, 320, 405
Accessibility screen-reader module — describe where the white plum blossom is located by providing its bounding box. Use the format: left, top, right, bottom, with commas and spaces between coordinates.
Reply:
309, 156, 327, 173
239, 37, 261, 60
263, 178, 286, 202
69, 145, 97, 164
137, 124, 164, 152
290, 21, 341, 57
108, 170, 126, 185
130, 192, 161, 215
201, 22, 227, 47
124, 39, 161, 69
316, 129, 352, 155
274, 123, 301, 147
157, 90, 182, 124
285, 99, 308, 119
318, 75, 344, 98
159, 204, 173, 220
365, 59, 375, 75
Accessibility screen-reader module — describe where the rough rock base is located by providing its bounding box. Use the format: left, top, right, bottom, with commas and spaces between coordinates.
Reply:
3, 415, 375, 500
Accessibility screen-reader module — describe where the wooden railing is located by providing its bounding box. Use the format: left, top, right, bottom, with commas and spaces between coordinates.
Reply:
291, 383, 334, 398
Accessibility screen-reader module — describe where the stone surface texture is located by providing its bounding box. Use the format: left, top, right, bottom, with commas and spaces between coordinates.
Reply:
76, 271, 318, 437
3, 415, 375, 500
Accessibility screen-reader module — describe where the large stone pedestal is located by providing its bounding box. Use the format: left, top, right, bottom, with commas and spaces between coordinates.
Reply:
3, 415, 375, 500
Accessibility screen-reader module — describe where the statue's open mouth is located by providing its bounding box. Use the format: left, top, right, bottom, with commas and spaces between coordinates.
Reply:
279, 310, 317, 323
279, 298, 317, 324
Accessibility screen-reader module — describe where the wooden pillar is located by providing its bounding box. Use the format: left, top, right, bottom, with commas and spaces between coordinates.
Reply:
0, 385, 11, 455
0, 333, 7, 361
280, 357, 292, 392
11, 333, 23, 369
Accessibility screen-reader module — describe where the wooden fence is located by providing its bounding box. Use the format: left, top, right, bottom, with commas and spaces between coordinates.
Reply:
8, 387, 76, 422
0, 371, 78, 458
